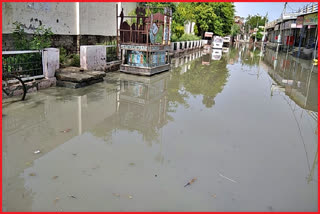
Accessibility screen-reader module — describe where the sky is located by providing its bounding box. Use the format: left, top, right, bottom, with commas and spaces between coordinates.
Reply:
234, 2, 315, 21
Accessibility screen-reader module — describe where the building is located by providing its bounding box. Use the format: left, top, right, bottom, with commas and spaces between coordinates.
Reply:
184, 21, 196, 35
234, 16, 245, 41
264, 2, 318, 59
2, 2, 137, 53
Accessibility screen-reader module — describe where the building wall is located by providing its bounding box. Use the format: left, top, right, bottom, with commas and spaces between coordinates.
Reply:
184, 21, 195, 35
79, 3, 116, 36
2, 2, 137, 52
2, 2, 77, 35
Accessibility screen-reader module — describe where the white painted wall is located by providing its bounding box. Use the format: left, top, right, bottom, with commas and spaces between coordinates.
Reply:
2, 2, 137, 36
184, 21, 195, 35
43, 48, 59, 78
80, 45, 106, 70
2, 2, 77, 34
79, 3, 116, 36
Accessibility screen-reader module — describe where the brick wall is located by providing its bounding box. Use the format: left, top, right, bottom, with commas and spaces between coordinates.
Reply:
2, 34, 116, 54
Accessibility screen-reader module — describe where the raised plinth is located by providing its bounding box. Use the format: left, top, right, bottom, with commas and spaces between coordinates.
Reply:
120, 64, 170, 76
55, 67, 106, 88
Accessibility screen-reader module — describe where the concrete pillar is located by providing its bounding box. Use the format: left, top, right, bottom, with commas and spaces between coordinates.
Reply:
171, 43, 174, 51
175, 58, 179, 67
181, 42, 185, 50
42, 48, 59, 78
80, 45, 106, 70
186, 41, 190, 50
176, 42, 180, 51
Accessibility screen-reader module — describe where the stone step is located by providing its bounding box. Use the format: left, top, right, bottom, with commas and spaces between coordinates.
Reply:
55, 66, 106, 88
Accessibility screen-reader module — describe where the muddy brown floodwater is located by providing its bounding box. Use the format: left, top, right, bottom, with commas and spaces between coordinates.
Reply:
3, 44, 318, 211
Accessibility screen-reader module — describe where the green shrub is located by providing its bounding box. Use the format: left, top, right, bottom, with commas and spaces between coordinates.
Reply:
12, 21, 53, 50
59, 47, 67, 65
178, 33, 200, 41
12, 22, 29, 50
171, 34, 178, 42
69, 54, 80, 67
30, 25, 53, 50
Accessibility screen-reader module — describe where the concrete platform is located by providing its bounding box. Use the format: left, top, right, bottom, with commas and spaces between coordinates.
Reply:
55, 67, 106, 88
120, 64, 170, 76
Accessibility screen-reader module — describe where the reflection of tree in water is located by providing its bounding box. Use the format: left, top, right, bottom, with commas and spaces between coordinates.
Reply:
166, 66, 190, 112
118, 101, 166, 145
179, 57, 229, 108
226, 47, 239, 64
241, 47, 261, 67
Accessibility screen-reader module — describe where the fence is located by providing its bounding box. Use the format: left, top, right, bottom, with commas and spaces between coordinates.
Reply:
170, 40, 204, 52
106, 45, 118, 62
298, 3, 318, 14
2, 50, 44, 81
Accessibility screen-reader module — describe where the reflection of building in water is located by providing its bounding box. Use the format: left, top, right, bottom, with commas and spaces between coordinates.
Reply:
170, 51, 203, 70
202, 53, 211, 65
3, 73, 171, 209
116, 72, 170, 144
212, 49, 222, 60
262, 48, 318, 112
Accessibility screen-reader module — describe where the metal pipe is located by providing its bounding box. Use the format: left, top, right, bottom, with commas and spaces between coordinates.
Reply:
297, 26, 305, 58
116, 4, 119, 59
313, 27, 318, 60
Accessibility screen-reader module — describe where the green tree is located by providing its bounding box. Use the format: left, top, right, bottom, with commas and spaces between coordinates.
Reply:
244, 14, 267, 33
137, 3, 235, 39
192, 3, 235, 37
231, 24, 240, 37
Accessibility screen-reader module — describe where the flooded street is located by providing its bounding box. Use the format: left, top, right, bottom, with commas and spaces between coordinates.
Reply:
3, 44, 318, 211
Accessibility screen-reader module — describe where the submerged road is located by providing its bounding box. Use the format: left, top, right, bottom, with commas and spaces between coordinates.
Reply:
3, 43, 318, 211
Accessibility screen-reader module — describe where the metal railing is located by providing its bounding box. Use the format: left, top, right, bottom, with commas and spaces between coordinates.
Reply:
298, 3, 318, 14
2, 50, 44, 81
105, 45, 118, 62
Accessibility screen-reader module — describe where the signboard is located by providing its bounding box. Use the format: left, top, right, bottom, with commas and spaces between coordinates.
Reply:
204, 32, 213, 38
291, 23, 297, 28
121, 45, 147, 51
304, 13, 318, 25
284, 20, 294, 29
296, 16, 304, 27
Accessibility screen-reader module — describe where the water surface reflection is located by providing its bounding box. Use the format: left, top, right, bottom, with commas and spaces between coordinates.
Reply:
3, 45, 317, 211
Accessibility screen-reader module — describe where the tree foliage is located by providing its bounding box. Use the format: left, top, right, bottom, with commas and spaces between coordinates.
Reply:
138, 3, 235, 39
230, 24, 240, 37
244, 15, 267, 32
181, 3, 235, 37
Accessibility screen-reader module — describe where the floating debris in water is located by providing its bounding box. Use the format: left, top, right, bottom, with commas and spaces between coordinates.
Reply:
128, 195, 133, 199
52, 176, 59, 180
211, 194, 217, 198
184, 178, 197, 187
34, 150, 41, 154
68, 195, 77, 199
29, 173, 36, 176
60, 128, 71, 133
112, 193, 120, 197
217, 171, 237, 183
54, 197, 60, 203
129, 163, 135, 166
72, 153, 77, 156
